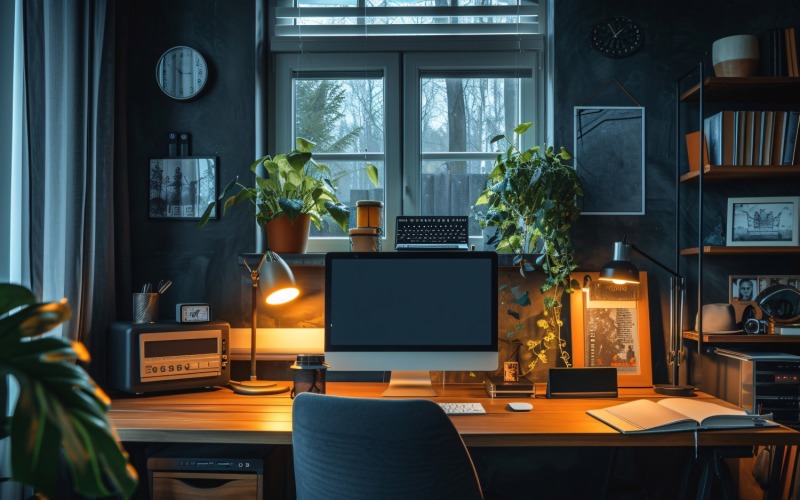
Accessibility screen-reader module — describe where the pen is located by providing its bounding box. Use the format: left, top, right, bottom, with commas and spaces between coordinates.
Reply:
158, 280, 172, 295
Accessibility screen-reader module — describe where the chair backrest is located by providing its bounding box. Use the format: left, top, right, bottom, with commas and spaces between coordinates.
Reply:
291, 392, 484, 500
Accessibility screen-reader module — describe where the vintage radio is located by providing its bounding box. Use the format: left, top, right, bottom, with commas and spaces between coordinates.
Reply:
107, 321, 229, 394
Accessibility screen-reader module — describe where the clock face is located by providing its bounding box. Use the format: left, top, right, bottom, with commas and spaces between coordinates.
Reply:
591, 17, 643, 58
156, 46, 208, 100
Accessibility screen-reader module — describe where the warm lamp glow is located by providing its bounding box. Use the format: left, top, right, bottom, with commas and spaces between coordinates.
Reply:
266, 287, 300, 305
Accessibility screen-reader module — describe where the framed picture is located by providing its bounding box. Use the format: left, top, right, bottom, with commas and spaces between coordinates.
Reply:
149, 157, 218, 220
569, 272, 652, 387
726, 196, 800, 246
729, 276, 758, 302
574, 106, 645, 215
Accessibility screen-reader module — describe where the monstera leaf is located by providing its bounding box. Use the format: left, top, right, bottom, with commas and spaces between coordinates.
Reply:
0, 283, 138, 498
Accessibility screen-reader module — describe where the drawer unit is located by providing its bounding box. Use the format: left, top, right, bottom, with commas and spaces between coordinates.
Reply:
707, 349, 800, 429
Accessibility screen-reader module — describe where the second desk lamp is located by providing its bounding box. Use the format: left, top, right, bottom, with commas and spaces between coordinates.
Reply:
599, 241, 695, 397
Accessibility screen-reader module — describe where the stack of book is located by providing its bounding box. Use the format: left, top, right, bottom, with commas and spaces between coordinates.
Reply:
686, 110, 800, 170
767, 27, 800, 77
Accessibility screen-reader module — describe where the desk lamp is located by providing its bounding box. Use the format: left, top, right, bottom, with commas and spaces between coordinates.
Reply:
599, 241, 695, 396
229, 252, 300, 395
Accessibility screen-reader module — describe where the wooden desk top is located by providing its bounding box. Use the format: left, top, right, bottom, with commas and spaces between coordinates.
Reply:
109, 382, 800, 448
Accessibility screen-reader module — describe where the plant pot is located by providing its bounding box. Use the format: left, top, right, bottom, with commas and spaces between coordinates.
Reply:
264, 213, 311, 253
712, 34, 759, 77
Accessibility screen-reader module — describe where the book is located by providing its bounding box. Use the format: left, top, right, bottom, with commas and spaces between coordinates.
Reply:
762, 111, 775, 165
772, 111, 787, 166
783, 111, 800, 165
775, 325, 800, 335
587, 398, 777, 434
483, 375, 535, 398
704, 111, 736, 166
685, 131, 709, 172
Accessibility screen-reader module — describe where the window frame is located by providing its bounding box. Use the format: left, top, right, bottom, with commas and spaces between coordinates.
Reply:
275, 52, 402, 252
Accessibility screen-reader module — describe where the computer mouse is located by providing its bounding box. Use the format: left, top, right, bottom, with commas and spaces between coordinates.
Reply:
506, 402, 533, 412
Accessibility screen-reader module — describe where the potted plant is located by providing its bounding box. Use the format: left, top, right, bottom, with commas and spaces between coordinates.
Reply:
472, 122, 583, 372
0, 283, 138, 498
198, 137, 379, 252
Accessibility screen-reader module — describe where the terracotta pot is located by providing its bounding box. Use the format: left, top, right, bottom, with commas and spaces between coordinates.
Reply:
264, 213, 311, 253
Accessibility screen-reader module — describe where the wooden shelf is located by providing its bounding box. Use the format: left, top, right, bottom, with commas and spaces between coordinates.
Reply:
680, 246, 800, 255
684, 331, 800, 343
680, 77, 800, 103
679, 165, 800, 183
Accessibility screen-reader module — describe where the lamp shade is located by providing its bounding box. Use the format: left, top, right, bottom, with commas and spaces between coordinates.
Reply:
599, 242, 641, 285
260, 251, 300, 305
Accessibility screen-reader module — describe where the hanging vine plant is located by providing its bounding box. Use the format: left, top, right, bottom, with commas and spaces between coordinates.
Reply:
473, 122, 584, 371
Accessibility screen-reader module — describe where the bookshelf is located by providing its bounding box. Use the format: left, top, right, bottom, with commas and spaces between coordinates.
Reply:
676, 65, 800, 360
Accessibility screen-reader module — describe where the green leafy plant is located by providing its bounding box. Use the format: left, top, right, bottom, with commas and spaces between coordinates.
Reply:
472, 122, 584, 369
198, 137, 379, 232
0, 283, 138, 498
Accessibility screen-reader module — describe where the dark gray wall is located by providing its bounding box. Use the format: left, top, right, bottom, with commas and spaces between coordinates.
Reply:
124, 0, 256, 326
121, 0, 800, 385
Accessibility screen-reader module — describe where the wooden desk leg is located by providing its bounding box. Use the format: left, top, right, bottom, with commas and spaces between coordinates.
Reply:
766, 445, 787, 500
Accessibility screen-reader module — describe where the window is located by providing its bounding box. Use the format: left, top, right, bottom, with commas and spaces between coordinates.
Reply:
271, 1, 547, 251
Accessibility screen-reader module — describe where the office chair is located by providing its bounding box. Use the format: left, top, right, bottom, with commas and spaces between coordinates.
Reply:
291, 392, 484, 500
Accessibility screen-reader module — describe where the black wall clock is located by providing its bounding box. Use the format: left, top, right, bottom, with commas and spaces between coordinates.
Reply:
591, 17, 644, 58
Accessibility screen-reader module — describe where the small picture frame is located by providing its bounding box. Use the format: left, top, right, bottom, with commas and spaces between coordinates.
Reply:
726, 196, 800, 246
729, 276, 758, 302
149, 157, 218, 220
503, 361, 520, 382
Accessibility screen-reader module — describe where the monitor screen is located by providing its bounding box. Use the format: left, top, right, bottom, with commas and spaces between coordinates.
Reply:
325, 251, 498, 396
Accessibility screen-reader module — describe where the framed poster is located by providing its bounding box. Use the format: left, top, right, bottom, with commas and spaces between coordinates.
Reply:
726, 196, 799, 246
574, 106, 645, 215
149, 156, 218, 220
570, 272, 652, 387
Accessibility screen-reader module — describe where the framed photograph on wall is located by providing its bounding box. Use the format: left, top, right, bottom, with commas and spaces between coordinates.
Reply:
729, 276, 758, 302
149, 157, 218, 220
569, 272, 652, 387
574, 106, 645, 215
726, 196, 800, 246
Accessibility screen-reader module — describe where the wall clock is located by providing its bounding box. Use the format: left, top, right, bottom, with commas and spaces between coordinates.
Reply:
590, 17, 644, 58
155, 46, 208, 100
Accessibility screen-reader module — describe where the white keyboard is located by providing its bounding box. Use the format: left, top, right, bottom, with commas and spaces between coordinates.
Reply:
438, 402, 486, 415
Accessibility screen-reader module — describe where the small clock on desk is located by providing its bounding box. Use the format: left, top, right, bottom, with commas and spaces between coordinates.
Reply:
176, 303, 212, 323
590, 16, 644, 58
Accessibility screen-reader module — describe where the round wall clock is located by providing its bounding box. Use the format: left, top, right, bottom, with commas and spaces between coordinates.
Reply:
155, 46, 208, 100
590, 17, 644, 58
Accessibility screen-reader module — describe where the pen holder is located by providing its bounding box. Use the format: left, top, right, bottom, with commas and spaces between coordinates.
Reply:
290, 354, 329, 399
133, 292, 159, 324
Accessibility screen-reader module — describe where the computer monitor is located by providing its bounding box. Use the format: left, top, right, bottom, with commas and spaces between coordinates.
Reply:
324, 251, 498, 397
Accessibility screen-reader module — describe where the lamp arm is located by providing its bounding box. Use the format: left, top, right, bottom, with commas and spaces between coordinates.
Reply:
629, 243, 683, 281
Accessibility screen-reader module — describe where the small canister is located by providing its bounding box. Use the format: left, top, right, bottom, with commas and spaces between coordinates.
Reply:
349, 227, 379, 252
290, 354, 329, 399
356, 200, 383, 229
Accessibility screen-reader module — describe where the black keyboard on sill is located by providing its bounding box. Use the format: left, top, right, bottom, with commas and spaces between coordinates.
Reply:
395, 216, 470, 251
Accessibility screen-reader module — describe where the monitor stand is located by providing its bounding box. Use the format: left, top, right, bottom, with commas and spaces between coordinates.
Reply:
382, 370, 438, 397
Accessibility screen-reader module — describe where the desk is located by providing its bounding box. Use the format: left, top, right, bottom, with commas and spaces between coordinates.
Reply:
109, 382, 800, 448
109, 382, 800, 498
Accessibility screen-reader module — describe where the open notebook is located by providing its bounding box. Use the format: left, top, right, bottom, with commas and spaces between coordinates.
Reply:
587, 398, 777, 434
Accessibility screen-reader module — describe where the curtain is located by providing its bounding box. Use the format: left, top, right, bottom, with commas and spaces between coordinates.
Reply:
22, 0, 117, 382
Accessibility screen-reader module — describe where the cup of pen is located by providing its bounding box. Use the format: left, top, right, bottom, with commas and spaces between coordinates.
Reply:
133, 292, 159, 323
290, 354, 329, 399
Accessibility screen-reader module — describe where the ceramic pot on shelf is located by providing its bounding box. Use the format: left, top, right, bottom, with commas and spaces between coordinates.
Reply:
712, 34, 760, 77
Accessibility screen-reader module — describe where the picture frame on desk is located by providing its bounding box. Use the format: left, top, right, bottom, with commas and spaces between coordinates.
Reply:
569, 272, 652, 388
148, 156, 218, 220
726, 196, 800, 247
